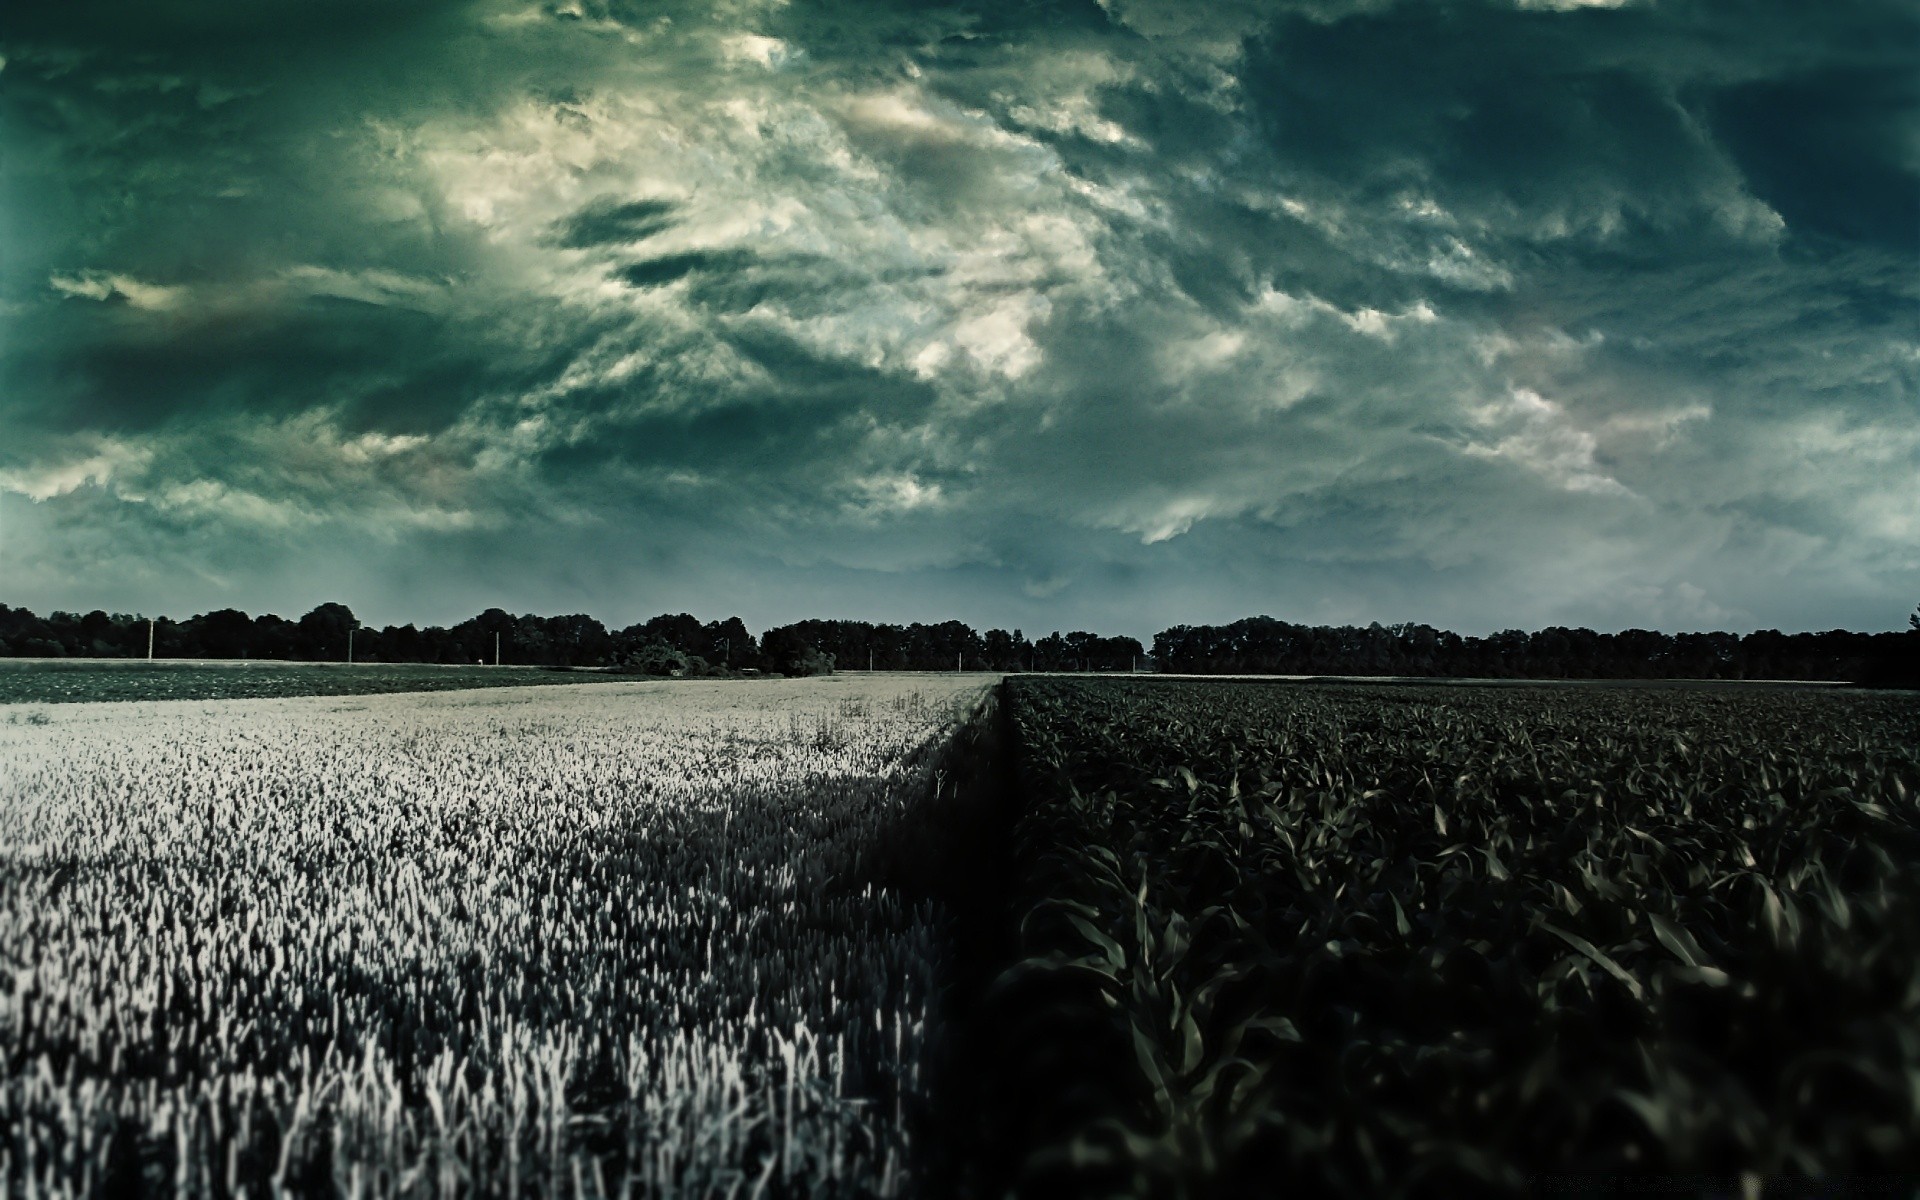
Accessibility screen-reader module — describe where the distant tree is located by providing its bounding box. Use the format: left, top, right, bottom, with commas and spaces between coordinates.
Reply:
1858, 607, 1920, 687
451, 608, 515, 663
702, 617, 756, 666
193, 609, 257, 659
919, 620, 983, 670
551, 614, 611, 666
759, 627, 834, 677
76, 610, 118, 657
1106, 635, 1146, 670
983, 628, 1024, 671
614, 641, 693, 676
772, 619, 866, 669
366, 624, 419, 664
4, 604, 65, 657
417, 625, 461, 663
295, 603, 358, 661
43, 611, 87, 656
643, 613, 706, 656
607, 615, 751, 669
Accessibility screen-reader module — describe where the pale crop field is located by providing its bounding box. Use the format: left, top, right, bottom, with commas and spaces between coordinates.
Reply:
0, 674, 998, 1198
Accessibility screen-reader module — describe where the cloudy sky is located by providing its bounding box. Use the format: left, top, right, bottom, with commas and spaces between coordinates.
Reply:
2, 0, 1914, 637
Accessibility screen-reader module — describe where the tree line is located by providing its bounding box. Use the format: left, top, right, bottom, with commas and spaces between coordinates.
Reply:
1153, 614, 1919, 685
767, 619, 1145, 673
1, 602, 1913, 683
0, 604, 1142, 676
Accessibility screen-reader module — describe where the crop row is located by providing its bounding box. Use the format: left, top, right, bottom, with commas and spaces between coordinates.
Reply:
988, 679, 1920, 1197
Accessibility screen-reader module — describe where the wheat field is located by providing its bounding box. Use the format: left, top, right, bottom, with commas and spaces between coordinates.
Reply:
0, 675, 997, 1198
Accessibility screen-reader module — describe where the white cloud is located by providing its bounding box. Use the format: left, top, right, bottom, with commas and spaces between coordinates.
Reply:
154, 480, 306, 528
951, 295, 1048, 380
48, 271, 187, 310
1135, 496, 1216, 543
1514, 0, 1638, 10
852, 473, 944, 515
719, 33, 796, 71
1462, 388, 1635, 497
1338, 300, 1438, 342
282, 265, 447, 308
0, 439, 152, 501
1022, 573, 1073, 599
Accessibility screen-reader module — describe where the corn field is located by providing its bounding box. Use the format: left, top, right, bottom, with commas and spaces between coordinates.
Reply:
986, 679, 1920, 1198
0, 676, 996, 1198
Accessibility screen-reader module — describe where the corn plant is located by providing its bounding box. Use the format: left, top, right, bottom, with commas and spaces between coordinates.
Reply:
988, 679, 1920, 1199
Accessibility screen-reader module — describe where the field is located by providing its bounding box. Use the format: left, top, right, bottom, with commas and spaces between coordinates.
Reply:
0, 675, 998, 1197
0, 659, 628, 706
983, 678, 1920, 1197
4, 673, 1916, 1198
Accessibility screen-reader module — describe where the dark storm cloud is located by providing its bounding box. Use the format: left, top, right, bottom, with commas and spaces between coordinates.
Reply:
614, 251, 756, 289
553, 198, 680, 249
1711, 68, 1920, 254
2, 0, 1914, 633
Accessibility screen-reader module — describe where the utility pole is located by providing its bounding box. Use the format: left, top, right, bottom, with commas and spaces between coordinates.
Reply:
957, 651, 962, 673
146, 618, 155, 661
869, 647, 874, 673
347, 626, 356, 665
494, 632, 501, 667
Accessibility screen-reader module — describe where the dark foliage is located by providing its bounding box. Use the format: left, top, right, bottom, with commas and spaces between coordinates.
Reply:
1154, 617, 1920, 686
3, 602, 1914, 684
757, 620, 1139, 673
984, 677, 1920, 1197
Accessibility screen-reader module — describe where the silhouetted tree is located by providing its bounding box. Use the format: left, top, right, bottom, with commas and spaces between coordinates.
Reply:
1864, 604, 1920, 687
702, 617, 755, 666
193, 609, 257, 659
614, 641, 694, 676
983, 628, 1030, 671
253, 614, 298, 660
2, 597, 1911, 682
295, 603, 357, 661
759, 626, 834, 677
450, 609, 515, 663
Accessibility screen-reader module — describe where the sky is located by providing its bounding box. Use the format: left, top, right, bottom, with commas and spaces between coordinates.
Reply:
2, 0, 1915, 639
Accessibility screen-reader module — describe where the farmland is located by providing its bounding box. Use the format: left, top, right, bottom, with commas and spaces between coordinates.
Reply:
0, 659, 629, 707
3, 671, 1917, 1197
983, 678, 1920, 1196
0, 675, 997, 1197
